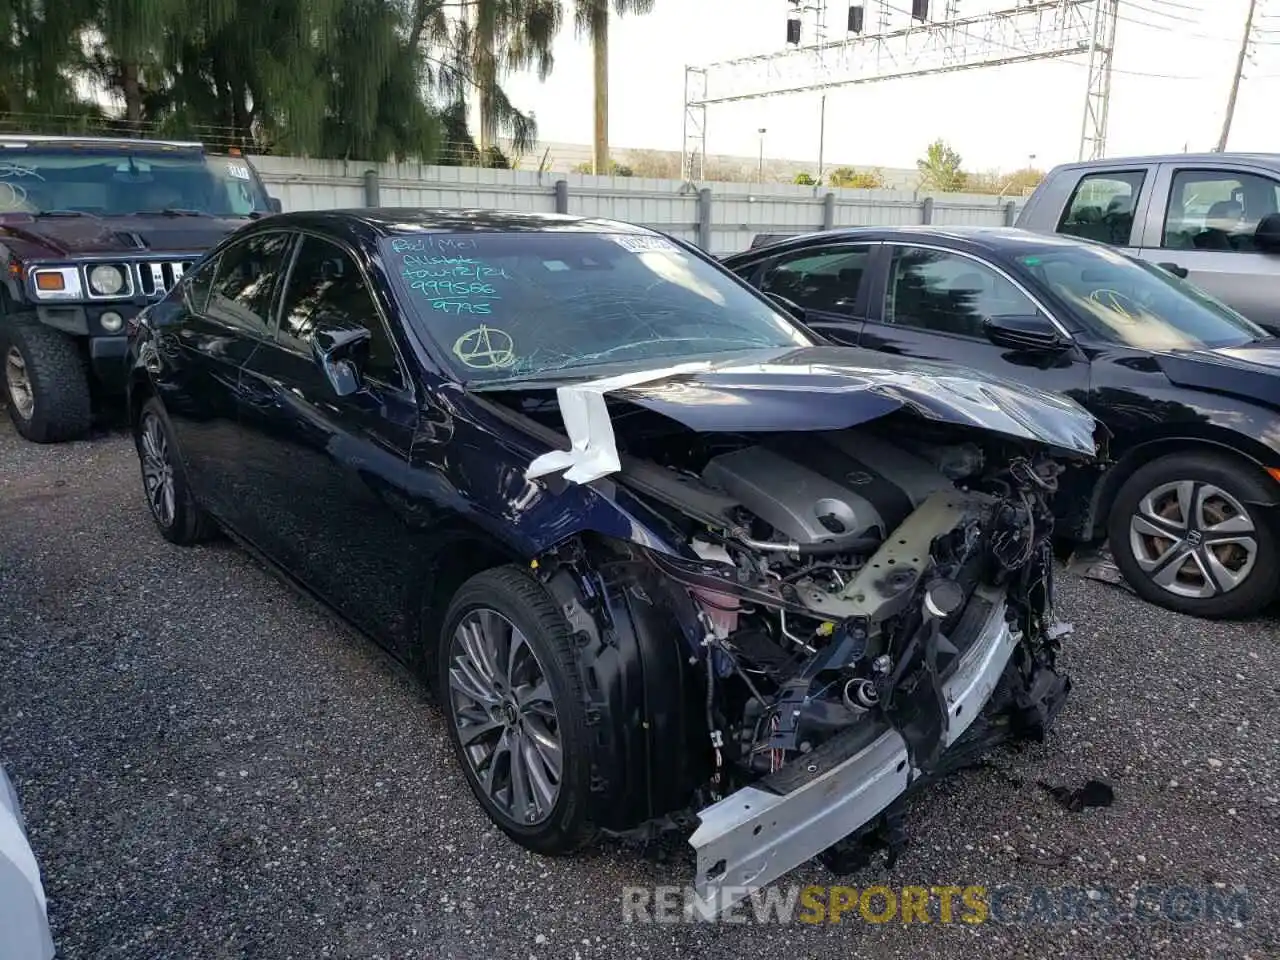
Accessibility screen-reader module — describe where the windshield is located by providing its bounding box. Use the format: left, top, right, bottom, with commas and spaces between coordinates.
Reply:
1015, 244, 1266, 350
381, 232, 812, 382
0, 147, 270, 217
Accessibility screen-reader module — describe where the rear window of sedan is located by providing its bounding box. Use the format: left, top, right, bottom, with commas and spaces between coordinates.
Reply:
379, 231, 810, 382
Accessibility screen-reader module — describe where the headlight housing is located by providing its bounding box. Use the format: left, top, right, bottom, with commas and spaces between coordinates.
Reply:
30, 266, 83, 301
87, 264, 129, 297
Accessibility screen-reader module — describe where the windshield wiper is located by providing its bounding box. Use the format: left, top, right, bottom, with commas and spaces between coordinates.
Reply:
33, 209, 97, 218
131, 208, 211, 218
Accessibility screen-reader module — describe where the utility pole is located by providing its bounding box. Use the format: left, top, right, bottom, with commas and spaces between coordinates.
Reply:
1217, 0, 1257, 152
817, 95, 827, 185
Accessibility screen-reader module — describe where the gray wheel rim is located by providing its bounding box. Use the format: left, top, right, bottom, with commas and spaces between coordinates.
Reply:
448, 608, 562, 826
4, 346, 34, 421
139, 412, 176, 528
1129, 480, 1258, 599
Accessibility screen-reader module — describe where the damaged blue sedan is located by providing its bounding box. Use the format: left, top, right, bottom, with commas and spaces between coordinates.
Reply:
124, 210, 1100, 914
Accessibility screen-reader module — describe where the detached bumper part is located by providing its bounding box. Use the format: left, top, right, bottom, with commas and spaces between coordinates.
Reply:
688, 599, 1018, 916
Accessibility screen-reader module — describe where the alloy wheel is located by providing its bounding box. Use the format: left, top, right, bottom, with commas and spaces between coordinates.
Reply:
1129, 480, 1258, 599
139, 412, 176, 528
448, 608, 563, 826
4, 346, 34, 421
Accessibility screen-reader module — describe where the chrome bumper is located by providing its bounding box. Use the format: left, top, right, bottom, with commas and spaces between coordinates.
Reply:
688, 598, 1018, 916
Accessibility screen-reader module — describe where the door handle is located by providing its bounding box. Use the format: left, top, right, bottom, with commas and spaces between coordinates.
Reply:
1157, 261, 1189, 279
236, 376, 278, 408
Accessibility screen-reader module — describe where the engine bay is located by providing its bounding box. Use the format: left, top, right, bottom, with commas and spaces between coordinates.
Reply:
495, 387, 1072, 816
530, 395, 1070, 796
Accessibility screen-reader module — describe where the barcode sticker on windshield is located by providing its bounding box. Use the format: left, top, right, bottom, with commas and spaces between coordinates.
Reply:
610, 235, 678, 253
227, 163, 251, 181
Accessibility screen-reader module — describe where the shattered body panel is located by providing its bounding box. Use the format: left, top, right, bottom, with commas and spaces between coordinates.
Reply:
501, 354, 1093, 915
514, 346, 1097, 486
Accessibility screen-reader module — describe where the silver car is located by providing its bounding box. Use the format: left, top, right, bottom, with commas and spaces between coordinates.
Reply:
1017, 153, 1280, 332
1, 764, 54, 960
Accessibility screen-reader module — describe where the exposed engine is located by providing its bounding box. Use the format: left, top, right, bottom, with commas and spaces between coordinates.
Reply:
614, 421, 1067, 796
488, 368, 1090, 913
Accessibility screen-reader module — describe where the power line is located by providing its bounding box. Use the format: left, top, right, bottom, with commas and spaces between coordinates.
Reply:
1141, 0, 1203, 12
1123, 1, 1203, 25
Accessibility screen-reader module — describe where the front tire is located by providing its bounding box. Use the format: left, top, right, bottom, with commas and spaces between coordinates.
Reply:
134, 397, 217, 545
438, 567, 603, 855
1, 321, 91, 443
1108, 451, 1280, 619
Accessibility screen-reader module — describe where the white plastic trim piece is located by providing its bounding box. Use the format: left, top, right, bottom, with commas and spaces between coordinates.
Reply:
524, 361, 716, 485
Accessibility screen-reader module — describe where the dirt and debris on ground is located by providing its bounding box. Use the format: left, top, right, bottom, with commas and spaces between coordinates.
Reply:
1, 423, 1278, 959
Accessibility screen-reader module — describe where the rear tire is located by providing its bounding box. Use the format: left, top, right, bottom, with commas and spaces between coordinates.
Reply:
1, 320, 91, 443
1107, 451, 1280, 619
134, 397, 218, 545
438, 566, 607, 855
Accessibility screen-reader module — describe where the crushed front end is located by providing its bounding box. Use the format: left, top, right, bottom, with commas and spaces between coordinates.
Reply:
498, 361, 1098, 917
597, 424, 1079, 915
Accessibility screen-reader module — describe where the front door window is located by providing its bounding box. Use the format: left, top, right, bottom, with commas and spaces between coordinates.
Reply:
883, 246, 1043, 339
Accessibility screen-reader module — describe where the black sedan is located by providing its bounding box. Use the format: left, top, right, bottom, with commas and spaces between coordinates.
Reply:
125, 209, 1099, 914
723, 226, 1280, 620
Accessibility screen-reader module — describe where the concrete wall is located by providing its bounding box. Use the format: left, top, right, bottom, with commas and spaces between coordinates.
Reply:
248, 155, 1024, 255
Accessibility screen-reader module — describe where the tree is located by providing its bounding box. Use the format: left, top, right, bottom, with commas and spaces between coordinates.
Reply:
131, 0, 441, 159
84, 0, 189, 127
625, 148, 679, 178
828, 166, 886, 189
1, 0, 99, 122
964, 166, 1045, 196
573, 158, 632, 176
464, 0, 560, 154
916, 139, 967, 192
571, 0, 655, 175
793, 172, 816, 185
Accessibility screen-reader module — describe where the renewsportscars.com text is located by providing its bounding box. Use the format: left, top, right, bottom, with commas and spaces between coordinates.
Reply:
621, 883, 1253, 926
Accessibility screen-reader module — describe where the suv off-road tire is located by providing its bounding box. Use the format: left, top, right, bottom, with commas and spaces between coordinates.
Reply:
1, 320, 92, 443
438, 566, 613, 855
1108, 451, 1280, 620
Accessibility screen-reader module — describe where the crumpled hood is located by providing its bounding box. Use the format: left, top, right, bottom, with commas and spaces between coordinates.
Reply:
615, 346, 1098, 456
517, 346, 1099, 485
0, 213, 246, 257
1156, 341, 1280, 409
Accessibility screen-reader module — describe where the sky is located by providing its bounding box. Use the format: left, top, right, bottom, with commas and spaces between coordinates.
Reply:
501, 0, 1280, 172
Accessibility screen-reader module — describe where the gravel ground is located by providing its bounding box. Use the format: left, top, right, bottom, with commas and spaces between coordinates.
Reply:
1, 420, 1277, 960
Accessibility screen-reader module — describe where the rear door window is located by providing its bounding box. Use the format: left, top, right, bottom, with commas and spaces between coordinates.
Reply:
206, 231, 293, 336
759, 246, 872, 316
1057, 171, 1146, 246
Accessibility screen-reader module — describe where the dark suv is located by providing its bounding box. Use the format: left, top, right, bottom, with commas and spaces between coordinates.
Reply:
0, 135, 281, 442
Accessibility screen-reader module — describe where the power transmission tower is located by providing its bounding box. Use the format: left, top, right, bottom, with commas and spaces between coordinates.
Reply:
1078, 0, 1119, 161
1217, 0, 1258, 152
681, 0, 1120, 180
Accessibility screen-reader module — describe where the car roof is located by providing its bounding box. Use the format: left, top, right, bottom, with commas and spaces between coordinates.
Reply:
262, 208, 660, 238
734, 225, 1090, 258
1047, 152, 1280, 172
0, 134, 205, 152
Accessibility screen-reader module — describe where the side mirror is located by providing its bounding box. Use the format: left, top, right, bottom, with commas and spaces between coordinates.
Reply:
311, 326, 370, 397
267, 196, 283, 214
766, 292, 806, 322
1254, 212, 1280, 252
982, 314, 1067, 352
1156, 261, 1189, 279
